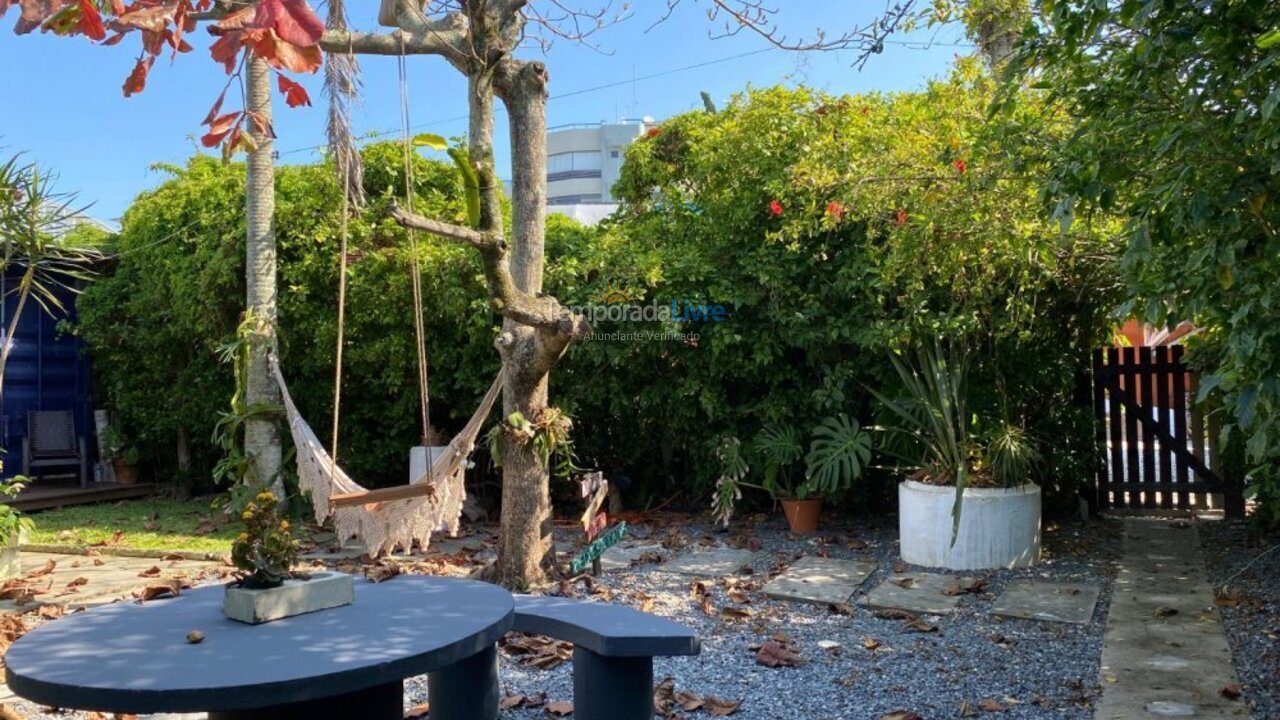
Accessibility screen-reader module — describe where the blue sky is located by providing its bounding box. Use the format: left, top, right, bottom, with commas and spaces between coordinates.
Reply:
0, 2, 969, 220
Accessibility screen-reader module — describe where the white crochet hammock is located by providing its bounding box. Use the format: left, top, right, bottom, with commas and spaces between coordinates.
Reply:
271, 355, 501, 556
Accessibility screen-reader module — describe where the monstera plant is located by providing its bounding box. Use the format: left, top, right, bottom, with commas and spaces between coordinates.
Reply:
713, 414, 871, 533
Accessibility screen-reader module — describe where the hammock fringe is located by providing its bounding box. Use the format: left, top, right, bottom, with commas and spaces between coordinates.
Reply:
269, 355, 501, 556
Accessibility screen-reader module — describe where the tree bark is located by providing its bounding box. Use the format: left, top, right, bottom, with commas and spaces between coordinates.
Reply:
244, 56, 283, 495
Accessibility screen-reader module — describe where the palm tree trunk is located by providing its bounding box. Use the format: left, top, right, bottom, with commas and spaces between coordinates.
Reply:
243, 57, 282, 495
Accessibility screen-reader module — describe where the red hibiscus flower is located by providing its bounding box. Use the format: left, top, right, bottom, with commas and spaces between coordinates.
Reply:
954, 159, 968, 175
826, 202, 847, 220
769, 199, 785, 217
894, 208, 908, 227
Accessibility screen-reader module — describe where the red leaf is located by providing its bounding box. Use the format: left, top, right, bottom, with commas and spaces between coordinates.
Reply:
122, 55, 153, 97
253, 0, 322, 47
111, 3, 172, 33
14, 0, 72, 34
202, 86, 227, 126
208, 4, 253, 32
276, 74, 310, 108
76, 0, 105, 40
200, 110, 240, 147
246, 27, 320, 73
209, 30, 244, 73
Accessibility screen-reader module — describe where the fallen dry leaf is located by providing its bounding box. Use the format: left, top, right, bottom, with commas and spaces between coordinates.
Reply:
879, 712, 923, 720
977, 697, 1005, 712
942, 577, 987, 596
705, 695, 742, 716
902, 617, 938, 633
404, 702, 429, 718
544, 700, 573, 716
1220, 684, 1243, 700
1153, 606, 1179, 619
139, 565, 162, 578
754, 639, 801, 667
874, 608, 918, 621
890, 577, 915, 589
676, 689, 704, 711
186, 630, 204, 644
365, 562, 402, 583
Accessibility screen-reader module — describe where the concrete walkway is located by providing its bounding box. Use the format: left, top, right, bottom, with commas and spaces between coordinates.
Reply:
1095, 519, 1248, 719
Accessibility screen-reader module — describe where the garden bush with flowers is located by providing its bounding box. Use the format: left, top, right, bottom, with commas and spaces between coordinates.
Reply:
553, 59, 1125, 513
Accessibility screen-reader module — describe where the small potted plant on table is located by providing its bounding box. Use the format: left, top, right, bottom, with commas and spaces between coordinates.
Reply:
713, 414, 871, 533
223, 490, 355, 624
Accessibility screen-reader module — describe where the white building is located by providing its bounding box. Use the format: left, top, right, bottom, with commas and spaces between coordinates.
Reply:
544, 118, 657, 225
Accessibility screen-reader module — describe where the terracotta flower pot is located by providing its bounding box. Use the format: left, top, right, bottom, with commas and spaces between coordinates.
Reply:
112, 459, 139, 485
780, 497, 823, 534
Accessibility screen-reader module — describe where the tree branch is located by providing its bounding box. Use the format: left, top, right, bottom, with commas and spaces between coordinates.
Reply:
385, 201, 590, 340
388, 201, 500, 250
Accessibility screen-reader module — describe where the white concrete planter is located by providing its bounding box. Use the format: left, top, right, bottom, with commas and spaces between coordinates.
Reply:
223, 571, 355, 624
0, 532, 21, 581
898, 480, 1041, 570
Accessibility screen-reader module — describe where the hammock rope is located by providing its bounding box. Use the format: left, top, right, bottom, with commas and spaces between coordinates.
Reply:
267, 24, 497, 555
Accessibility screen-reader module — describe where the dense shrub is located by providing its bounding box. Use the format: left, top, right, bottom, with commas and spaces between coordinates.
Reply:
77, 144, 500, 491
552, 64, 1123, 514
82, 68, 1124, 518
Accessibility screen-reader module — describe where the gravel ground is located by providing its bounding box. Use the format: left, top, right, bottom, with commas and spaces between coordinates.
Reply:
6, 514, 1122, 720
418, 514, 1122, 720
1201, 520, 1280, 720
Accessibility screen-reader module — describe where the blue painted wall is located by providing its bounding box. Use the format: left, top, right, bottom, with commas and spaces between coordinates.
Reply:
1, 267, 95, 478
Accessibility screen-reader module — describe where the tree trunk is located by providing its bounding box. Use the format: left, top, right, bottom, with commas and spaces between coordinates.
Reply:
243, 57, 283, 495
493, 60, 557, 588
458, 65, 552, 588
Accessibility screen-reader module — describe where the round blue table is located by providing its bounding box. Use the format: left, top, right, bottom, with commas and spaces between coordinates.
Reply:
4, 575, 513, 720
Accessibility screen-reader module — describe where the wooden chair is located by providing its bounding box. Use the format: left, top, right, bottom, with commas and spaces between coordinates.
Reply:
22, 410, 89, 487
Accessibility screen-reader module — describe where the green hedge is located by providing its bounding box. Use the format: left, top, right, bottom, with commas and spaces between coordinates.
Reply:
551, 67, 1124, 513
82, 71, 1124, 516
78, 144, 502, 491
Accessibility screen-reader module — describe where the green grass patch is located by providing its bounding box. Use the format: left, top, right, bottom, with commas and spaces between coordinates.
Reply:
26, 497, 237, 553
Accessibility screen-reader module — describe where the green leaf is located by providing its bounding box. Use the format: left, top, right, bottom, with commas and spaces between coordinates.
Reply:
447, 146, 482, 229
411, 133, 449, 151
1257, 29, 1280, 49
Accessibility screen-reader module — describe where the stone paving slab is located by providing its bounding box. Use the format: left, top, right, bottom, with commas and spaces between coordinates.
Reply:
1094, 519, 1248, 719
762, 556, 876, 605
0, 551, 220, 613
599, 543, 663, 571
660, 547, 757, 577
858, 572, 967, 615
991, 580, 1101, 625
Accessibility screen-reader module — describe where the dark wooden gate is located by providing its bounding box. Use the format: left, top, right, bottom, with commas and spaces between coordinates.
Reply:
1092, 346, 1244, 516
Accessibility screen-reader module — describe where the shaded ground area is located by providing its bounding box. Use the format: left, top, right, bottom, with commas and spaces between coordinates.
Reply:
2, 512, 1123, 719
1202, 520, 1280, 720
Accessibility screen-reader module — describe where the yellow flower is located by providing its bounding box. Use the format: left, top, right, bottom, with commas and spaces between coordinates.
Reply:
237, 532, 249, 541
241, 511, 253, 521
257, 491, 275, 502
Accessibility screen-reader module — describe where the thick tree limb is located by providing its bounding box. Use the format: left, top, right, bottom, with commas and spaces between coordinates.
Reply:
385, 202, 590, 341
388, 201, 500, 250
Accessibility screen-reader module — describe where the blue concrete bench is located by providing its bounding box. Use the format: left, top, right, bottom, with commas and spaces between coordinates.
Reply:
513, 595, 700, 720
